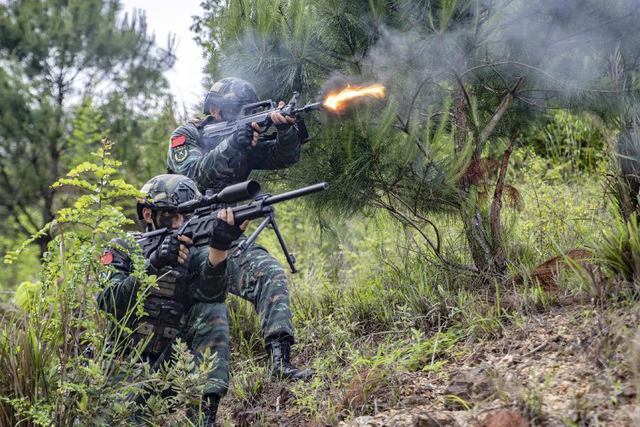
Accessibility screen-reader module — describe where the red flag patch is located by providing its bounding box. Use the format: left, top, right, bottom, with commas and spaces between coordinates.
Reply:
100, 252, 114, 265
171, 135, 186, 148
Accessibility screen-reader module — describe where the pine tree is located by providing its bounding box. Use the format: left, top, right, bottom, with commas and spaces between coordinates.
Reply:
193, 0, 640, 279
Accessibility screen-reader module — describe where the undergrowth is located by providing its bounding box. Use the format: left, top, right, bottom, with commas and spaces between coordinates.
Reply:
1, 137, 638, 425
219, 149, 623, 424
0, 141, 218, 426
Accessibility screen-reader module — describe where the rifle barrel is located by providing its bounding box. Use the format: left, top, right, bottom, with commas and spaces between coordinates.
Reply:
264, 182, 329, 206
294, 102, 325, 114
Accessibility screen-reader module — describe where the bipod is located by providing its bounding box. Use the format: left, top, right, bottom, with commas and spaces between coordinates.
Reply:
235, 206, 297, 273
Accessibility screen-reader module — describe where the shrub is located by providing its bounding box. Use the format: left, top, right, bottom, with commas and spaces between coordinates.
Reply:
0, 141, 216, 426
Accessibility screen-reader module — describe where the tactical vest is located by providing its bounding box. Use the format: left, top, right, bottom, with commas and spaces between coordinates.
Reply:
129, 240, 194, 357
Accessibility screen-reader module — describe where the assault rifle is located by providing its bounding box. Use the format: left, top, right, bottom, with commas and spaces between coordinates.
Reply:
137, 180, 329, 273
201, 92, 325, 145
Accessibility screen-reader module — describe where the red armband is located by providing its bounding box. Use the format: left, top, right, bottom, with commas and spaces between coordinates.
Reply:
100, 252, 114, 265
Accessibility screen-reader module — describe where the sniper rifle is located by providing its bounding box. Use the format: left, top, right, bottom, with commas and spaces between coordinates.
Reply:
137, 180, 329, 273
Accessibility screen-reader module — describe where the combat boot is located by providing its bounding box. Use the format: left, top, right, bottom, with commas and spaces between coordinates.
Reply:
267, 338, 314, 381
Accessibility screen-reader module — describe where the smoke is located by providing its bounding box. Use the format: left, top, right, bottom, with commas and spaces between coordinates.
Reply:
212, 0, 640, 121
361, 0, 640, 116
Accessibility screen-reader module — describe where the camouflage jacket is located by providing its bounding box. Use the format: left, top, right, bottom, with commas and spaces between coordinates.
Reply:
97, 235, 228, 321
166, 116, 301, 192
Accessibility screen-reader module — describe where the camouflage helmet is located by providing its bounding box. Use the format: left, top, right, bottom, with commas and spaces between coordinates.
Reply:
136, 174, 201, 220
203, 77, 260, 115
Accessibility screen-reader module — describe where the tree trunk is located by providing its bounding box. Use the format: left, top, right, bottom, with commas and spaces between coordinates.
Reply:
462, 202, 503, 278
454, 82, 468, 155
294, 63, 303, 94
453, 76, 513, 280
490, 137, 516, 275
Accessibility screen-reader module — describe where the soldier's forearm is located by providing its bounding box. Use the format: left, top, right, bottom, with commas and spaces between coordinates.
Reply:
208, 248, 227, 266
257, 127, 301, 170
177, 139, 243, 190
190, 257, 228, 303
97, 275, 138, 319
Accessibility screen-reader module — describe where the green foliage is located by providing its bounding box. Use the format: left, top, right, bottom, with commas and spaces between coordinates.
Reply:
0, 142, 214, 426
194, 0, 640, 276
218, 144, 620, 422
229, 359, 268, 408
524, 110, 612, 174
296, 102, 469, 218
597, 122, 640, 286
0, 0, 175, 264
140, 339, 219, 425
600, 208, 640, 284
508, 151, 605, 258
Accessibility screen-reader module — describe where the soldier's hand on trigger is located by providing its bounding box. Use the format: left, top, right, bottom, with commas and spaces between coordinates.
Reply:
234, 123, 261, 150
247, 101, 296, 148
208, 207, 250, 251
150, 234, 193, 269
270, 100, 296, 133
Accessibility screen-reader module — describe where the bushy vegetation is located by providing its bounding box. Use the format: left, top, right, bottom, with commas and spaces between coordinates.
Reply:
3, 0, 640, 425
0, 142, 219, 426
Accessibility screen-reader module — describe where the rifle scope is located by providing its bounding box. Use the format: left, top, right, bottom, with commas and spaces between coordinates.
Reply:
177, 180, 262, 213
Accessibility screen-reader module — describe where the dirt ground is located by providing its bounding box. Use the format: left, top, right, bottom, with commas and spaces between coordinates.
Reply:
220, 299, 640, 426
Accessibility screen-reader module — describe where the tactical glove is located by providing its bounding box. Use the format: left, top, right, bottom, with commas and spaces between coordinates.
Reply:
149, 234, 182, 269
208, 217, 244, 250
230, 124, 255, 150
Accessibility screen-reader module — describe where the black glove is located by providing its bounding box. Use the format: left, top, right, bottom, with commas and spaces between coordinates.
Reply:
230, 124, 255, 150
149, 234, 182, 269
208, 218, 244, 250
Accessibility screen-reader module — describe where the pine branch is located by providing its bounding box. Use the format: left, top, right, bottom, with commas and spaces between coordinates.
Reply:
373, 197, 477, 274
476, 77, 522, 157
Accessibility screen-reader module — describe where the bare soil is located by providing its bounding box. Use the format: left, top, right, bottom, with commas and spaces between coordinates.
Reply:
220, 300, 640, 426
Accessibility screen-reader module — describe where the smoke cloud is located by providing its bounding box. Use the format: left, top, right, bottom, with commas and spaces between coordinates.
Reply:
362, 0, 640, 115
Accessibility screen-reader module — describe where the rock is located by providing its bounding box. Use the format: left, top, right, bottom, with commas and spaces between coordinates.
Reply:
444, 367, 495, 408
477, 410, 528, 427
413, 411, 455, 426
494, 372, 524, 400
404, 395, 429, 406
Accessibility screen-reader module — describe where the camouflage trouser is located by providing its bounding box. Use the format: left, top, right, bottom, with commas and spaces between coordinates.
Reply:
154, 302, 230, 398
227, 242, 294, 344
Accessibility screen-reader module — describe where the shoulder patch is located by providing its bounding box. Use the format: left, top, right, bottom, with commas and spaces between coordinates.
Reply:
173, 145, 189, 163
100, 252, 114, 265
171, 135, 186, 148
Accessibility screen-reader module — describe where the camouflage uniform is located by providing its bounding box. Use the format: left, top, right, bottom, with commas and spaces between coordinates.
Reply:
98, 240, 231, 397
98, 175, 232, 398
167, 78, 300, 346
167, 86, 301, 192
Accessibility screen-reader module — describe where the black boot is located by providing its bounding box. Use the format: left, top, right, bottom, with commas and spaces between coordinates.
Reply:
267, 338, 314, 381
200, 396, 219, 427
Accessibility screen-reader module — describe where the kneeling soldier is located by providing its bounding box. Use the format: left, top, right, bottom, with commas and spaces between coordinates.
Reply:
98, 174, 246, 426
